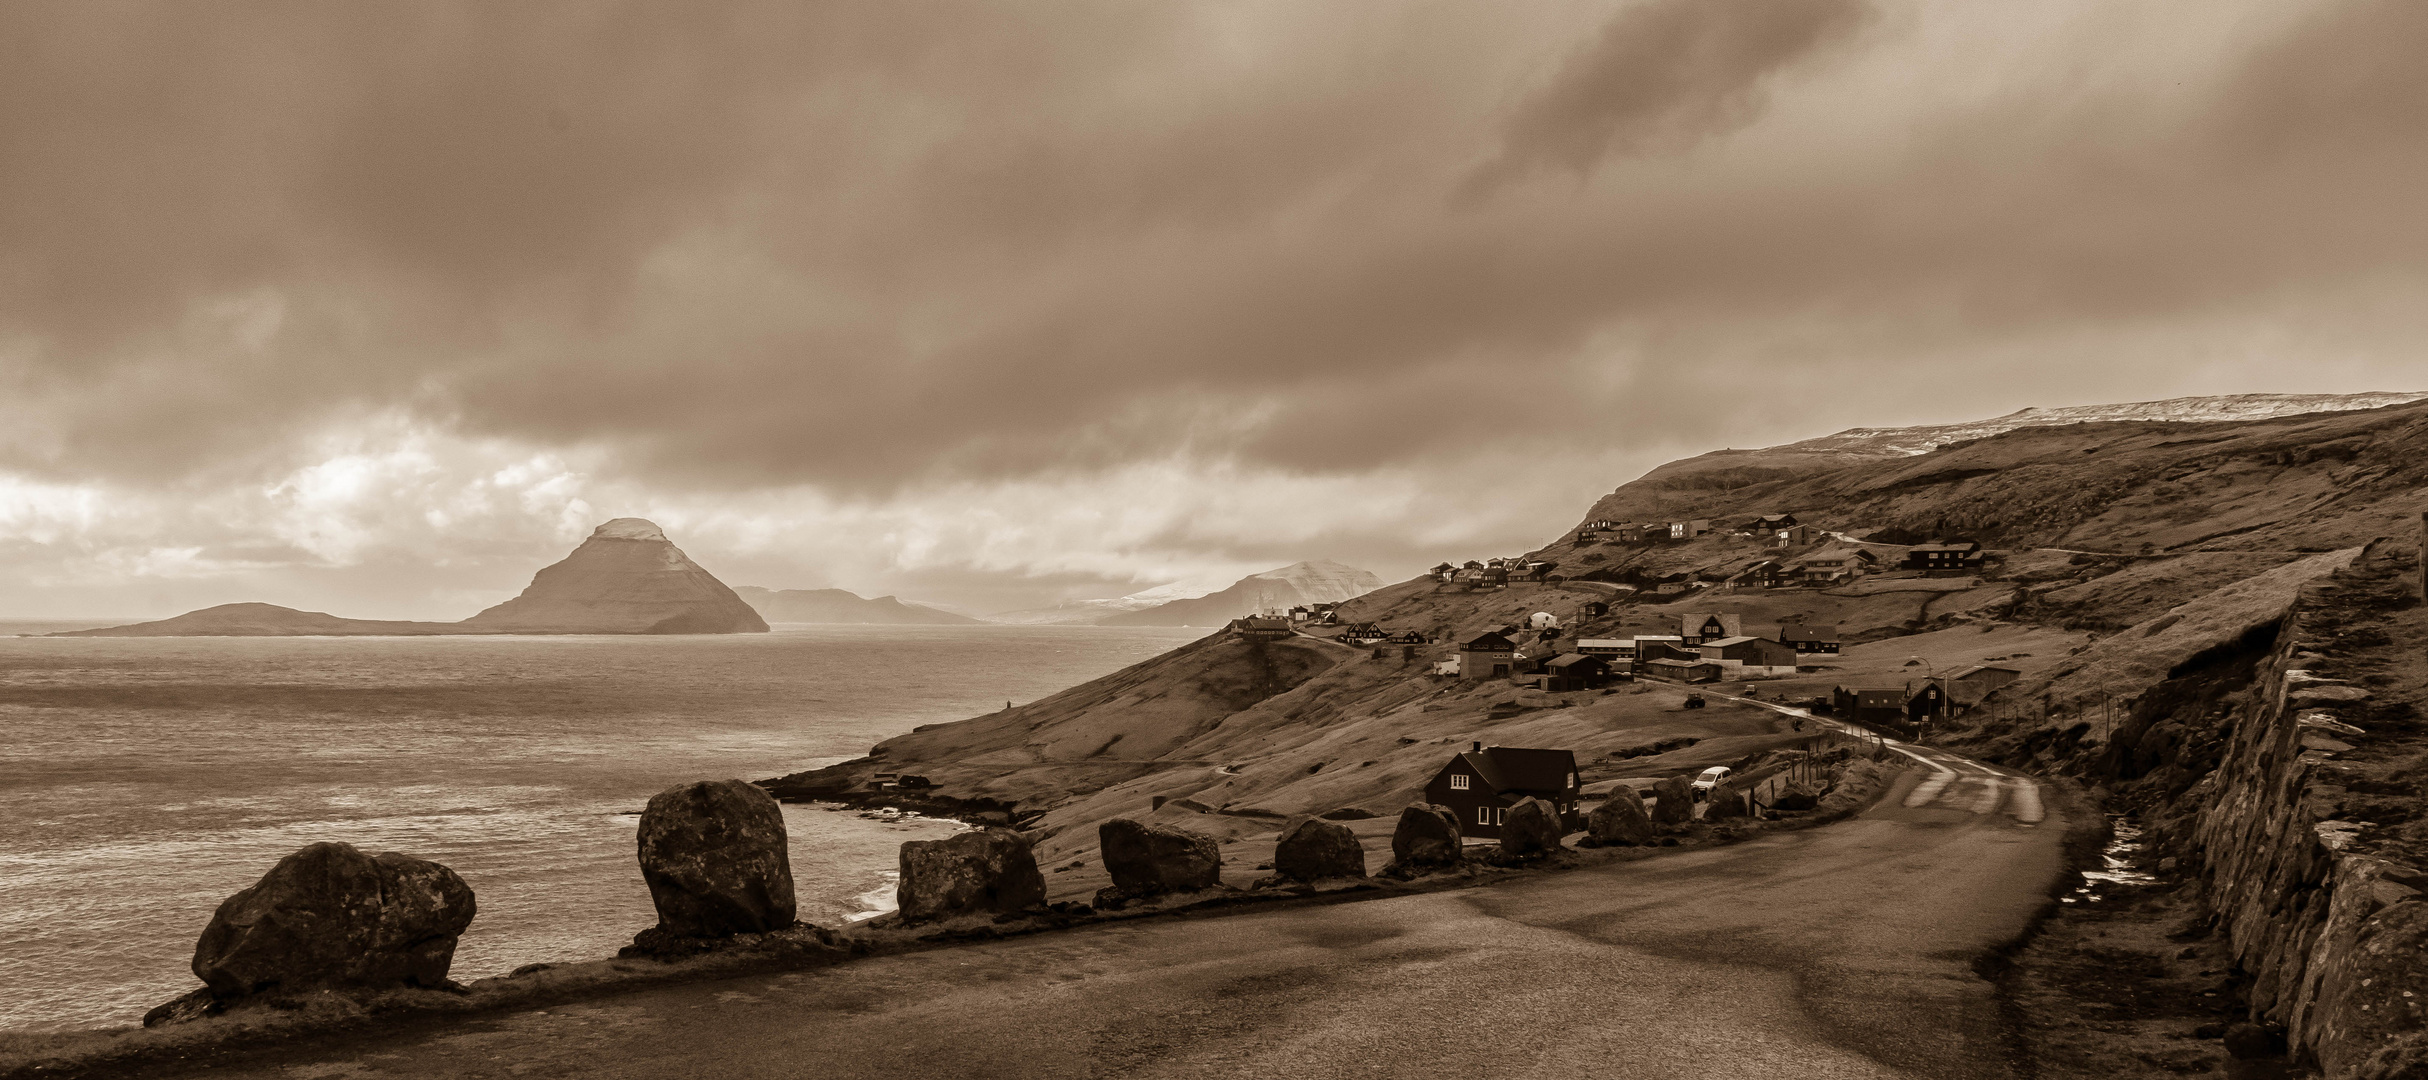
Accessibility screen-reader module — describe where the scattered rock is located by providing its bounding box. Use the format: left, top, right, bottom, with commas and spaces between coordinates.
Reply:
1499, 798, 1564, 858
896, 828, 1046, 923
1650, 776, 1694, 826
635, 780, 797, 940
1096, 818, 1220, 903
1273, 818, 1367, 881
1389, 803, 1465, 869
1771, 785, 1819, 813
1585, 791, 1655, 846
151, 842, 475, 1025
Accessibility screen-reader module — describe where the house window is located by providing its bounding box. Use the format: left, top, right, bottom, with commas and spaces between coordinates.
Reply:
1476, 807, 1490, 825
1494, 808, 1505, 825
1449, 774, 1470, 790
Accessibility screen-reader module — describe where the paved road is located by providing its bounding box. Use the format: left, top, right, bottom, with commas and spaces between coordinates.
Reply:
157, 768, 2065, 1080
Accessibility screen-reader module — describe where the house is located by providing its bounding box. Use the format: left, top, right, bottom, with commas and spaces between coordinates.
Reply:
1543, 653, 1613, 692
1650, 581, 1694, 595
1678, 612, 1745, 644
1945, 664, 2023, 706
1458, 632, 1518, 681
1642, 658, 1723, 683
1574, 637, 1631, 658
1697, 635, 1800, 677
1474, 567, 1510, 590
1431, 562, 1457, 582
1231, 616, 1293, 638
1789, 549, 1877, 586
1430, 657, 1461, 677
1339, 622, 1388, 645
1833, 682, 1947, 729
1775, 625, 1840, 658
1389, 629, 1431, 645
1772, 524, 1824, 547
1287, 606, 1311, 622
1905, 541, 1985, 572
1580, 601, 1610, 618
1753, 513, 1800, 530
1726, 560, 1794, 589
1638, 640, 1705, 664
1668, 519, 1712, 540
1423, 744, 1582, 839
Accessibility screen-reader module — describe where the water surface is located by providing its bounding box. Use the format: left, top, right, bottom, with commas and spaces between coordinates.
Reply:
0, 623, 1201, 1031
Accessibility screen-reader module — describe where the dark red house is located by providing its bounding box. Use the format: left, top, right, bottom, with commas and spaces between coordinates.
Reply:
1422, 743, 1582, 839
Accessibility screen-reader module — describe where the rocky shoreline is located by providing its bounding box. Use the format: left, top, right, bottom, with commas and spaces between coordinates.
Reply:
0, 763, 1902, 1080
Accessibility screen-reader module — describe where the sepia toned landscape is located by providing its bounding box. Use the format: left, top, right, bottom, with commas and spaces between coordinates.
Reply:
6, 2, 2428, 1079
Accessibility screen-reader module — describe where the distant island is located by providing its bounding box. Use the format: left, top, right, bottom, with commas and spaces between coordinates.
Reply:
731, 587, 978, 625
55, 519, 768, 637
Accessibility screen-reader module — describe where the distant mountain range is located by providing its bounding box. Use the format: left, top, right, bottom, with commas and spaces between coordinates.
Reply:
732, 587, 978, 625
987, 560, 1385, 627
58, 519, 768, 636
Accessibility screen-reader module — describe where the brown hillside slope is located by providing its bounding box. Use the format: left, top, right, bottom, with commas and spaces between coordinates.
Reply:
763, 397, 2428, 910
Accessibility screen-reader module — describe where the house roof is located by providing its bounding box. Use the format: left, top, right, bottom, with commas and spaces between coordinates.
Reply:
1949, 664, 2023, 680
1645, 658, 1715, 670
1452, 746, 1578, 794
1700, 635, 1761, 648
1545, 653, 1605, 670
1461, 631, 1516, 652
1574, 637, 1630, 649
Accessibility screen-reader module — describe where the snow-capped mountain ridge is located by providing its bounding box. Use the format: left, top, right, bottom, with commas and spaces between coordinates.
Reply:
1782, 392, 2428, 457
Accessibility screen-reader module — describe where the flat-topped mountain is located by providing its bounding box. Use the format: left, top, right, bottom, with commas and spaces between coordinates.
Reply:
58, 519, 767, 637
1097, 560, 1385, 626
732, 587, 978, 625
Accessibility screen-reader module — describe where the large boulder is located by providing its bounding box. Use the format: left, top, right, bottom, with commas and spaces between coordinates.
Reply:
1650, 776, 1695, 826
1772, 785, 1820, 812
1586, 791, 1656, 846
896, 828, 1046, 923
636, 780, 797, 938
1499, 797, 1565, 858
1390, 804, 1464, 869
1273, 818, 1367, 882
1098, 818, 1221, 899
1704, 786, 1751, 822
188, 842, 475, 1000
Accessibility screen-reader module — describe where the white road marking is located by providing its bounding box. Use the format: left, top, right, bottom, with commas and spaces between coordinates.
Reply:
2007, 779, 2045, 825
1968, 776, 2003, 815
1904, 772, 1955, 808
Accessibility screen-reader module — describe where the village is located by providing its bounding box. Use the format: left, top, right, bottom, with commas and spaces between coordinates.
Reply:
1189, 511, 2043, 844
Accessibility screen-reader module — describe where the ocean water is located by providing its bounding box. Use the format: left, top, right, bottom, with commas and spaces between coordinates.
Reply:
0, 623, 1201, 1032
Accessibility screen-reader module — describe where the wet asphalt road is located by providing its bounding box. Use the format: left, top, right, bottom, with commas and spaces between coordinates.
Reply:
159, 761, 2064, 1080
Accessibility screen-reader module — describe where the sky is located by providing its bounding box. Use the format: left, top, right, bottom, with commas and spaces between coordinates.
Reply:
4, 0, 2426, 620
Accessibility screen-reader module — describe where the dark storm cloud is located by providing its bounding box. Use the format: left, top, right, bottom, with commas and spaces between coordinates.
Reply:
3, 0, 2426, 495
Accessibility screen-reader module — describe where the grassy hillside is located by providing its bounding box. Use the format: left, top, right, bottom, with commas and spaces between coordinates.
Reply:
764, 398, 2428, 903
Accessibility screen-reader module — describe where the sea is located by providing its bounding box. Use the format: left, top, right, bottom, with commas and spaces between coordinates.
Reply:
0, 622, 1202, 1033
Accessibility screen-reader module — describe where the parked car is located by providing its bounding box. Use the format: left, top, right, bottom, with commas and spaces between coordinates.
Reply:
1683, 693, 1706, 709
1690, 766, 1732, 802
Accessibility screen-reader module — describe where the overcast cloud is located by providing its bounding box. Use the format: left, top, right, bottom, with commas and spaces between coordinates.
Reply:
3, 0, 2424, 619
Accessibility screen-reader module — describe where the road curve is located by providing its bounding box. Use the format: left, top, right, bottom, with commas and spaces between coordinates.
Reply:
155, 771, 2066, 1080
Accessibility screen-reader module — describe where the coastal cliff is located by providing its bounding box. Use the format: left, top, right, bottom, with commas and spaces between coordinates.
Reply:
58, 519, 767, 637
